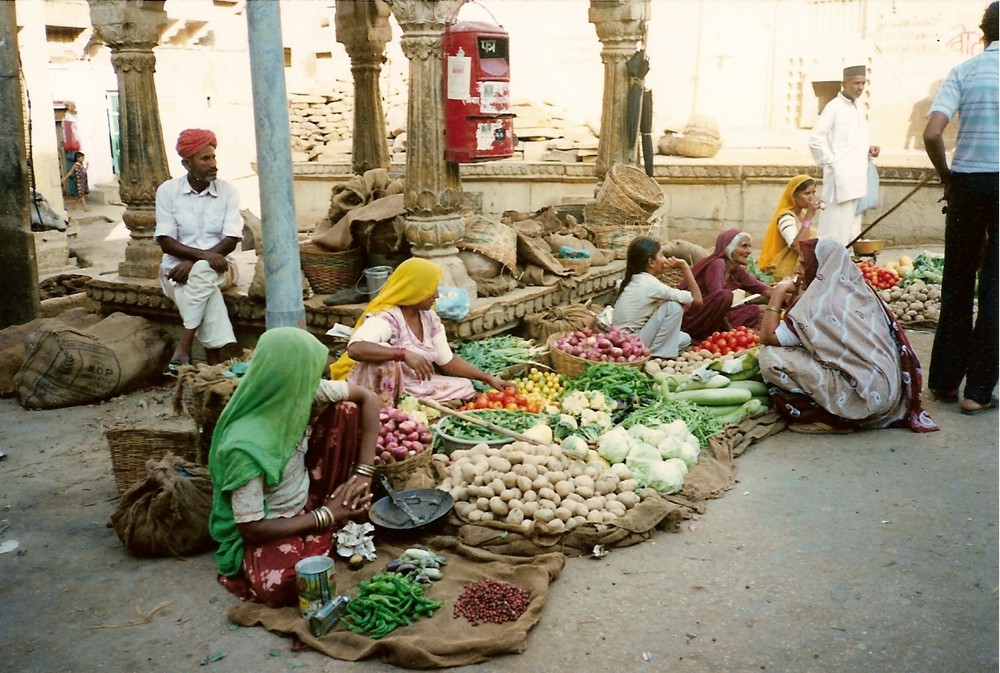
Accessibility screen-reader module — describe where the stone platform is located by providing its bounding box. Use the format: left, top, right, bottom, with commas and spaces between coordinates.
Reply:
83, 251, 625, 350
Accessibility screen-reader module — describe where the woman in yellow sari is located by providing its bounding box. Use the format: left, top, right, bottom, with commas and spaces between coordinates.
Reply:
329, 258, 511, 406
758, 175, 821, 280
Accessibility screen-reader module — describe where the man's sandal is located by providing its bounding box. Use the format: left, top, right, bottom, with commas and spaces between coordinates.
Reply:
163, 360, 182, 377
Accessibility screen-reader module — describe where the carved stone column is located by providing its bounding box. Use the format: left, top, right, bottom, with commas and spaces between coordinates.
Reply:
387, 0, 476, 300
335, 0, 392, 174
89, 0, 171, 279
589, 0, 649, 179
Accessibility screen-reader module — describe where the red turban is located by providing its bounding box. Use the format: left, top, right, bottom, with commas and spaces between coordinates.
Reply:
176, 129, 217, 158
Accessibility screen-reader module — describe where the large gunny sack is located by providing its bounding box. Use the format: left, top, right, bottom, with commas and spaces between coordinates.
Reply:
0, 308, 101, 397
14, 312, 168, 409
110, 452, 215, 558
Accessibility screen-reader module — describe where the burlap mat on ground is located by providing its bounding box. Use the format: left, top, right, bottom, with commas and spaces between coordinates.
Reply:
227, 537, 565, 669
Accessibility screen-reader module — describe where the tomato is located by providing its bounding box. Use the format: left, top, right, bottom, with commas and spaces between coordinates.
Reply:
736, 335, 749, 348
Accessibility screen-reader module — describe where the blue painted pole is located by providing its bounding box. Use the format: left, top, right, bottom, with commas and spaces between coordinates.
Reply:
246, 0, 305, 329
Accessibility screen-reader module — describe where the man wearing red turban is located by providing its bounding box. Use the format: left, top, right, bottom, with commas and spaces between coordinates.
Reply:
154, 129, 243, 375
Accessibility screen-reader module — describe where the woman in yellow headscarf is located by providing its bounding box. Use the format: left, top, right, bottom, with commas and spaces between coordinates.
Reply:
758, 175, 821, 280
329, 258, 511, 405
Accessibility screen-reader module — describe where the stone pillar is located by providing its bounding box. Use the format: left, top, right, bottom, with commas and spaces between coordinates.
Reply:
387, 0, 476, 300
589, 0, 649, 179
335, 0, 392, 174
88, 0, 171, 279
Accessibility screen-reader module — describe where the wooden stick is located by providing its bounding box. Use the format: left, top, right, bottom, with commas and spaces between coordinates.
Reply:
418, 398, 548, 447
847, 171, 935, 248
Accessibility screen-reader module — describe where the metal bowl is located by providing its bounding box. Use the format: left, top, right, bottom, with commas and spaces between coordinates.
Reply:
369, 487, 454, 532
852, 239, 884, 255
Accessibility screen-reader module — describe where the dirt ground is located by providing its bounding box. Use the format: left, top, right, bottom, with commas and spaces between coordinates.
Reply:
0, 328, 997, 673
1, 206, 996, 672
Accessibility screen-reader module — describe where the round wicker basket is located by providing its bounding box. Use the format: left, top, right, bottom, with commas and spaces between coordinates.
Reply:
546, 331, 650, 379
299, 242, 364, 294
596, 175, 650, 217
105, 426, 202, 496
607, 163, 664, 213
561, 256, 592, 276
375, 447, 433, 492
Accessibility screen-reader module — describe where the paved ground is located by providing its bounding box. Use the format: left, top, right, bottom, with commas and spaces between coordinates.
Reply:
2, 201, 995, 672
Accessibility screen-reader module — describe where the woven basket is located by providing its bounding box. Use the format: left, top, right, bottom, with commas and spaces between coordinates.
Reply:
587, 223, 641, 258
596, 175, 650, 217
106, 426, 202, 496
546, 331, 649, 379
560, 256, 592, 276
607, 164, 664, 213
657, 267, 685, 287
672, 134, 722, 159
376, 448, 433, 492
300, 242, 364, 294
584, 202, 648, 228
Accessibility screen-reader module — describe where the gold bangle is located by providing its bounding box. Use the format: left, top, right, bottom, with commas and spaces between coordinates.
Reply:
353, 463, 376, 477
764, 307, 782, 314
321, 506, 335, 530
312, 510, 322, 531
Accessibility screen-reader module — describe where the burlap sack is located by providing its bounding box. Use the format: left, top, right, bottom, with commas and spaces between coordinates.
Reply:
660, 239, 710, 266
458, 216, 517, 274
459, 250, 503, 279
0, 308, 101, 397
475, 274, 518, 297
516, 234, 569, 275
227, 537, 565, 669
347, 194, 410, 267
517, 264, 562, 287
14, 313, 168, 409
110, 452, 215, 558
311, 169, 403, 251
522, 304, 596, 343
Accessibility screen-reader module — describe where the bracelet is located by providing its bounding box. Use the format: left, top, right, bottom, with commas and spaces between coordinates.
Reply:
392, 347, 407, 362
801, 219, 811, 228
313, 505, 334, 531
764, 307, 783, 314
353, 463, 376, 478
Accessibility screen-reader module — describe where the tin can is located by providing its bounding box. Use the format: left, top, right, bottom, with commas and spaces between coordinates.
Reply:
295, 555, 335, 617
308, 595, 351, 637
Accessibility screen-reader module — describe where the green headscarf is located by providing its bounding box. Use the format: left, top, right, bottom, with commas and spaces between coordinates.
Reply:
208, 327, 328, 577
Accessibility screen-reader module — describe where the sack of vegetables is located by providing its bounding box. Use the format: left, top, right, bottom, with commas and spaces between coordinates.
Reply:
548, 326, 650, 379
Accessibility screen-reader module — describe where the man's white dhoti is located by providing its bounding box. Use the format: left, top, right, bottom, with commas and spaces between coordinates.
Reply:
164, 260, 237, 349
819, 199, 862, 246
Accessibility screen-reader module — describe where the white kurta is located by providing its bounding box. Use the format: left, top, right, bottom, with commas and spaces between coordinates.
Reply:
808, 92, 872, 245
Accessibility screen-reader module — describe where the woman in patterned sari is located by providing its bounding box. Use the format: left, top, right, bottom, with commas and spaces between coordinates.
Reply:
757, 238, 938, 434
329, 257, 511, 406
209, 327, 380, 607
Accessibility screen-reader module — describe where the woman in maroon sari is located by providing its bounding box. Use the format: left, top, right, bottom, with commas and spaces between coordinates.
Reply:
681, 229, 771, 342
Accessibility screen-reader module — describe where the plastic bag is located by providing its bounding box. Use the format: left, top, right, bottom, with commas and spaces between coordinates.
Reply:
436, 286, 470, 320
856, 162, 880, 214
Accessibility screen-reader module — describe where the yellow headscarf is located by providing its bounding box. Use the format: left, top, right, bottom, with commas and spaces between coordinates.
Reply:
328, 257, 444, 380
758, 174, 816, 274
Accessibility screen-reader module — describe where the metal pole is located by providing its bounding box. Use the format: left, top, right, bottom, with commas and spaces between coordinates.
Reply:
0, 0, 40, 327
246, 0, 305, 329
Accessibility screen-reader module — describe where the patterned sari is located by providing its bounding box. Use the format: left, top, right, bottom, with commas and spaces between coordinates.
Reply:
758, 239, 938, 433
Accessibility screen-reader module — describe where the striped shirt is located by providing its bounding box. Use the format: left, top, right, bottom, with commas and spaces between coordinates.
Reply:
929, 42, 999, 173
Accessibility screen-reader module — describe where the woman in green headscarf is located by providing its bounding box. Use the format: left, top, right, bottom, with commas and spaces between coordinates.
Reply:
209, 327, 380, 608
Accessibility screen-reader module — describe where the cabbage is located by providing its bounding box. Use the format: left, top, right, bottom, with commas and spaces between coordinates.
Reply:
641, 458, 689, 494
561, 435, 589, 455
597, 426, 631, 464
627, 423, 667, 447
657, 437, 700, 467
624, 442, 662, 472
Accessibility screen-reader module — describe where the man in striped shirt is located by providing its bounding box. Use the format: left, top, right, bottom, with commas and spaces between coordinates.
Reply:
923, 1, 998, 415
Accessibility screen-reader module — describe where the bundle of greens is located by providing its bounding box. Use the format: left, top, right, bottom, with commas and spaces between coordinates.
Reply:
453, 336, 546, 391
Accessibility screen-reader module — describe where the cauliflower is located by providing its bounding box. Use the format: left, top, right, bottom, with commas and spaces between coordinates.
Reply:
640, 458, 689, 494
560, 391, 589, 416
587, 391, 609, 411
557, 413, 578, 430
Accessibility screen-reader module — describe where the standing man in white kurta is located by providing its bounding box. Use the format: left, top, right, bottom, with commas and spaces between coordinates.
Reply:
155, 129, 242, 375
808, 65, 881, 245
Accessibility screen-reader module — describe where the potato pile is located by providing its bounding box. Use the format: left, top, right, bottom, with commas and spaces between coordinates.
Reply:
878, 281, 941, 324
440, 440, 647, 535
644, 350, 734, 377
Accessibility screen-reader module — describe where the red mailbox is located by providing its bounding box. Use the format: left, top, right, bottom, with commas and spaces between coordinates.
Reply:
442, 20, 514, 163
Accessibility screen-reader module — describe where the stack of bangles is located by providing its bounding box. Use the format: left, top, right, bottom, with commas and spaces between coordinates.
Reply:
353, 463, 376, 478
312, 505, 335, 531
392, 347, 407, 362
